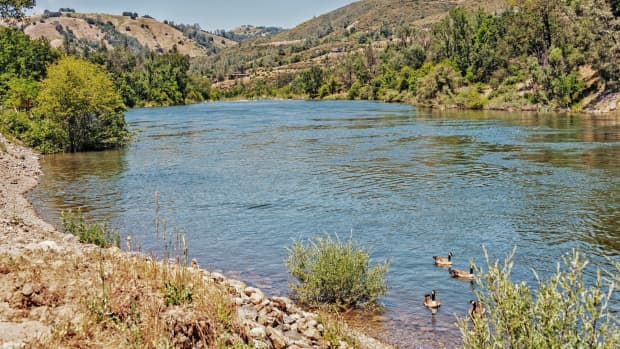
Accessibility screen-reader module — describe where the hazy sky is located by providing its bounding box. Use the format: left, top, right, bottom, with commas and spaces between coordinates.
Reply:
31, 0, 355, 31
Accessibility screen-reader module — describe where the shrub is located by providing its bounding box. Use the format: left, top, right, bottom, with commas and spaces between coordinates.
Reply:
163, 280, 193, 306
416, 61, 462, 103
458, 248, 620, 348
285, 235, 389, 310
61, 210, 120, 248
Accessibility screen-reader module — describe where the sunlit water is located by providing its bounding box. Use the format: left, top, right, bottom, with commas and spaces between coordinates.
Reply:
30, 100, 620, 348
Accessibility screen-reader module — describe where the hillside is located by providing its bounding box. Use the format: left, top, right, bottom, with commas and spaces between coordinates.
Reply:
19, 11, 237, 57
204, 0, 507, 83
271, 0, 505, 41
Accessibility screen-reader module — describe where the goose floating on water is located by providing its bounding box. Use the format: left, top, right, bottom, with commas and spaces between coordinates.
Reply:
424, 290, 441, 309
433, 252, 453, 266
449, 266, 474, 280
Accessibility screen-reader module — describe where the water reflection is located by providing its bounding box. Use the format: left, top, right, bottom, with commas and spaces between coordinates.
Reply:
29, 101, 620, 349
32, 150, 127, 220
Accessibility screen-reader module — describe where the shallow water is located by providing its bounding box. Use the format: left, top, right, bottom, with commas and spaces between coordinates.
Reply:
30, 100, 620, 348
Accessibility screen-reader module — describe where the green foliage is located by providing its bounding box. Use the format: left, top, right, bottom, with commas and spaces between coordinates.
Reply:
457, 84, 487, 109
285, 235, 389, 310
163, 281, 193, 306
61, 210, 120, 248
0, 0, 35, 19
3, 77, 39, 111
458, 249, 620, 348
35, 56, 130, 152
0, 110, 66, 153
0, 27, 59, 93
416, 61, 462, 103
551, 72, 584, 108
293, 66, 324, 99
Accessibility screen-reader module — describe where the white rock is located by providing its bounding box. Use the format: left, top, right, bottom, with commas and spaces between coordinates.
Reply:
36, 240, 60, 252
249, 326, 267, 339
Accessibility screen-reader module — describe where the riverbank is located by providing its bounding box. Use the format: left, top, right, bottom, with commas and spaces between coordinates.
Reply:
0, 133, 394, 348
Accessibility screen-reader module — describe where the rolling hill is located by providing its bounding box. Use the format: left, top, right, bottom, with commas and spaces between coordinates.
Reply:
17, 11, 237, 57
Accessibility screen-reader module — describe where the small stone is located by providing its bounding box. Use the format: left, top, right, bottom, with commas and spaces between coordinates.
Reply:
291, 340, 314, 348
225, 279, 247, 294
302, 327, 321, 341
306, 319, 318, 328
249, 292, 264, 305
316, 324, 324, 333
237, 305, 258, 322
21, 284, 34, 297
244, 286, 264, 297
251, 339, 270, 349
210, 272, 225, 282
37, 241, 60, 252
283, 314, 296, 325
249, 326, 267, 339
271, 296, 292, 310
266, 327, 288, 349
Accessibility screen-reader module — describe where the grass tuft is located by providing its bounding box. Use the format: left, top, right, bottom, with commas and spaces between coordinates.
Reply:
61, 210, 120, 248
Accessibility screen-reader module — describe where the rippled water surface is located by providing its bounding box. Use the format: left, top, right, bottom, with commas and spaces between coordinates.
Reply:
30, 100, 620, 348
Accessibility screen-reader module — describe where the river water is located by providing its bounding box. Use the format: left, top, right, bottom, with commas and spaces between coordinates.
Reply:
29, 100, 620, 348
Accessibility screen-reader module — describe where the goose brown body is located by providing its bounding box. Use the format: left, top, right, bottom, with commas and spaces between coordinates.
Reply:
433, 252, 453, 266
449, 266, 474, 280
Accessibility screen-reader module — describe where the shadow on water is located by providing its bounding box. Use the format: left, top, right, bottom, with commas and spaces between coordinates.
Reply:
29, 101, 620, 349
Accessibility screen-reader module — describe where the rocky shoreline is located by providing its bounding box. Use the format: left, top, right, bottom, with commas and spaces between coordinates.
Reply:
0, 134, 393, 349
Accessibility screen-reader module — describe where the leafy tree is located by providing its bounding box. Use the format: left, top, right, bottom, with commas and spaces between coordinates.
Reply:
0, 0, 35, 20
294, 66, 324, 98
0, 27, 59, 91
4, 77, 38, 111
141, 50, 191, 105
35, 56, 129, 152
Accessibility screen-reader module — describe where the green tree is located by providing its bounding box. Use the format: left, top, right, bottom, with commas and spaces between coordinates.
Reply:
0, 0, 35, 19
4, 77, 38, 111
0, 27, 59, 93
35, 56, 129, 152
294, 66, 324, 98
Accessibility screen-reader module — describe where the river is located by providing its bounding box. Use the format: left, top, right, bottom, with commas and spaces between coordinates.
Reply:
29, 100, 620, 348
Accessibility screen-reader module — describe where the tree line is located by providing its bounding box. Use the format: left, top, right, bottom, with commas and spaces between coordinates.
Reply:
218, 0, 619, 110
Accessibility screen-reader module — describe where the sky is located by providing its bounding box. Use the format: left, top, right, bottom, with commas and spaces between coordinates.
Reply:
30, 0, 355, 31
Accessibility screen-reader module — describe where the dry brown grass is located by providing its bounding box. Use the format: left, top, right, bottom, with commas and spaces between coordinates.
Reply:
0, 248, 248, 348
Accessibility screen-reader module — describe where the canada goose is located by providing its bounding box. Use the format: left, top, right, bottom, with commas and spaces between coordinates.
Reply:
433, 252, 453, 266
424, 290, 441, 309
449, 266, 474, 280
468, 300, 486, 319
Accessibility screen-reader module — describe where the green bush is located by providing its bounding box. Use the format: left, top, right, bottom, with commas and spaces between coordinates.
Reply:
163, 280, 193, 306
61, 210, 120, 248
0, 111, 66, 154
458, 249, 620, 348
285, 235, 389, 310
